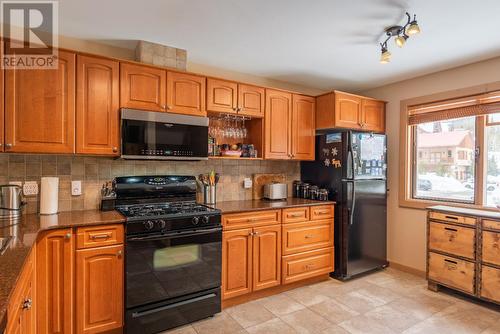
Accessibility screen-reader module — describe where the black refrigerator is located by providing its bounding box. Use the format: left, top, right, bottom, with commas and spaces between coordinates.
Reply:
301, 130, 388, 280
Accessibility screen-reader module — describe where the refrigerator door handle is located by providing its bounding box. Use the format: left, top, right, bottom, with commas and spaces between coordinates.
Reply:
346, 180, 356, 226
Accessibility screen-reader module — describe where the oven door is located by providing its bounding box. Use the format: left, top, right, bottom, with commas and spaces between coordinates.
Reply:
121, 108, 208, 160
125, 227, 222, 309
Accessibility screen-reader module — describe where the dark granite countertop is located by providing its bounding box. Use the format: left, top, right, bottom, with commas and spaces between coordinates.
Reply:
428, 205, 500, 220
0, 210, 125, 332
213, 198, 335, 214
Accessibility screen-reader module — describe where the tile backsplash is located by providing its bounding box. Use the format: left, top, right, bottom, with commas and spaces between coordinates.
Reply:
0, 154, 300, 214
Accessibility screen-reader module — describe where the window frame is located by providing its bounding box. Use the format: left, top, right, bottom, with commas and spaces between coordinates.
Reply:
399, 82, 500, 211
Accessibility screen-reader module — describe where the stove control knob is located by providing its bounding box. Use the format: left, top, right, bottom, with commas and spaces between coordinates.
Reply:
202, 216, 210, 224
192, 216, 200, 225
144, 220, 154, 230
158, 219, 166, 229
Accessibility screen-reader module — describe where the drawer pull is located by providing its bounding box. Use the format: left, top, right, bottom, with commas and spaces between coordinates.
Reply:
444, 259, 458, 270
304, 263, 315, 269
444, 215, 459, 220
444, 227, 458, 232
304, 234, 315, 239
315, 210, 329, 215
90, 233, 111, 240
289, 213, 303, 218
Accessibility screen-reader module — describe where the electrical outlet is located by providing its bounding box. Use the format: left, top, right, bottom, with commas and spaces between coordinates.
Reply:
71, 180, 82, 196
243, 178, 252, 189
23, 181, 38, 196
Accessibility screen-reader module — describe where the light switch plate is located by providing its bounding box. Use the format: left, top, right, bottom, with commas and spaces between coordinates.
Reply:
23, 181, 38, 196
71, 181, 82, 196
243, 178, 252, 189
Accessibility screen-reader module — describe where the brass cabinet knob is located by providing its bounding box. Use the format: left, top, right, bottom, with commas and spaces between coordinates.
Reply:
161, 104, 166, 109
5, 143, 12, 149
112, 147, 118, 153
65, 233, 71, 239
117, 250, 123, 257
22, 298, 32, 310
167, 105, 172, 110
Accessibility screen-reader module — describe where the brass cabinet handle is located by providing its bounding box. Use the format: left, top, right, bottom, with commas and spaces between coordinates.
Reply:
289, 213, 303, 218
65, 233, 71, 239
305, 263, 315, 270
304, 234, 315, 239
22, 298, 32, 310
117, 250, 123, 257
246, 218, 257, 222
112, 147, 118, 153
90, 233, 111, 240
315, 210, 329, 215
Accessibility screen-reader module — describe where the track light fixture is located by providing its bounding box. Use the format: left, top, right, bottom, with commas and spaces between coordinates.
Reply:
379, 12, 420, 63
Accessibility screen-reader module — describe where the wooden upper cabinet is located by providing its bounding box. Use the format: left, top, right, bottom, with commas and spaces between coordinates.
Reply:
361, 99, 385, 133
252, 225, 281, 291
222, 228, 253, 300
76, 244, 124, 334
265, 89, 292, 159
238, 84, 265, 118
5, 50, 76, 153
291, 94, 315, 161
36, 228, 74, 334
316, 91, 385, 133
120, 63, 166, 112
335, 92, 361, 129
76, 55, 120, 155
207, 78, 237, 114
166, 71, 206, 116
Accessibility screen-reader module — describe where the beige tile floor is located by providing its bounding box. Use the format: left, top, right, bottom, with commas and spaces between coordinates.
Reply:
163, 268, 500, 334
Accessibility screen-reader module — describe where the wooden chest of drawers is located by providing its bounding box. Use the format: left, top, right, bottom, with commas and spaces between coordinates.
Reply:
427, 207, 499, 305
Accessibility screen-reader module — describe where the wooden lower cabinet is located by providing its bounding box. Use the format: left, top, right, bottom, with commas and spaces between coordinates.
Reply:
28, 225, 124, 334
222, 228, 253, 300
253, 225, 281, 291
428, 252, 475, 294
76, 245, 124, 334
36, 228, 74, 334
428, 222, 475, 260
6, 248, 36, 334
480, 265, 500, 303
482, 230, 500, 266
282, 247, 334, 285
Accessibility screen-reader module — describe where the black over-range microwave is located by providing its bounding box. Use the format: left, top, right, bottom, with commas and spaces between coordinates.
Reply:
120, 108, 209, 160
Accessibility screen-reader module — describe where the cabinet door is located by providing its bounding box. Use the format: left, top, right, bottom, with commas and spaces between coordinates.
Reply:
36, 228, 74, 334
265, 89, 292, 159
238, 84, 265, 118
166, 71, 206, 116
5, 50, 75, 153
253, 225, 281, 291
76, 55, 119, 155
19, 268, 35, 334
361, 99, 385, 133
207, 78, 237, 114
334, 92, 361, 129
120, 63, 166, 112
291, 94, 315, 160
76, 244, 124, 334
481, 265, 500, 303
222, 228, 253, 300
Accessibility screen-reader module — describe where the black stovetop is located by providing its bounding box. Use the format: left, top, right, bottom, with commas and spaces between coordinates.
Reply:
116, 201, 216, 219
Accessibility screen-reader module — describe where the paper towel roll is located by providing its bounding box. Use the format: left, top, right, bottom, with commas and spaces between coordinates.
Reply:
40, 177, 59, 215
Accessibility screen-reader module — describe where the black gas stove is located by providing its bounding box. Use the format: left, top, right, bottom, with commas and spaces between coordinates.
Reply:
113, 175, 222, 334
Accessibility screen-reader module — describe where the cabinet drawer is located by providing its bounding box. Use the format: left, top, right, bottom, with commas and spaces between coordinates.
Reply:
282, 220, 333, 255
482, 231, 500, 266
428, 222, 475, 259
222, 210, 281, 230
310, 205, 334, 221
76, 224, 124, 249
283, 207, 309, 224
483, 219, 500, 231
428, 252, 474, 294
282, 247, 334, 284
480, 265, 500, 303
429, 211, 476, 226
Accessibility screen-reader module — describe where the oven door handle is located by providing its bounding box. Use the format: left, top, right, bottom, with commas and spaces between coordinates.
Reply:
127, 227, 222, 241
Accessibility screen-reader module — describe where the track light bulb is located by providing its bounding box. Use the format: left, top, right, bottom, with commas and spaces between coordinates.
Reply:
395, 35, 406, 47
406, 21, 421, 35
380, 49, 391, 64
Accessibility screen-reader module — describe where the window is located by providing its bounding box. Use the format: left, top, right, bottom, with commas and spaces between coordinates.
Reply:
486, 120, 500, 207
402, 88, 500, 209
413, 117, 476, 203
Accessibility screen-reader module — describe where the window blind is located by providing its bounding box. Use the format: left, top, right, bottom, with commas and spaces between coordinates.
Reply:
407, 91, 500, 125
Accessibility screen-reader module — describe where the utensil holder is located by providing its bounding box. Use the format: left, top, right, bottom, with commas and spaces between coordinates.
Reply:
203, 185, 216, 205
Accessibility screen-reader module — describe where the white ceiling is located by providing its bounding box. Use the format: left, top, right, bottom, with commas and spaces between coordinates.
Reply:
56, 0, 500, 92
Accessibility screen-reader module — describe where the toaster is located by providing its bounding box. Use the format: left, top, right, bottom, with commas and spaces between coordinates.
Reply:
263, 183, 288, 200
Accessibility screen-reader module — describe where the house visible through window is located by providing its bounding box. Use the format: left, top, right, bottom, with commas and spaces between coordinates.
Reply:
413, 117, 476, 203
